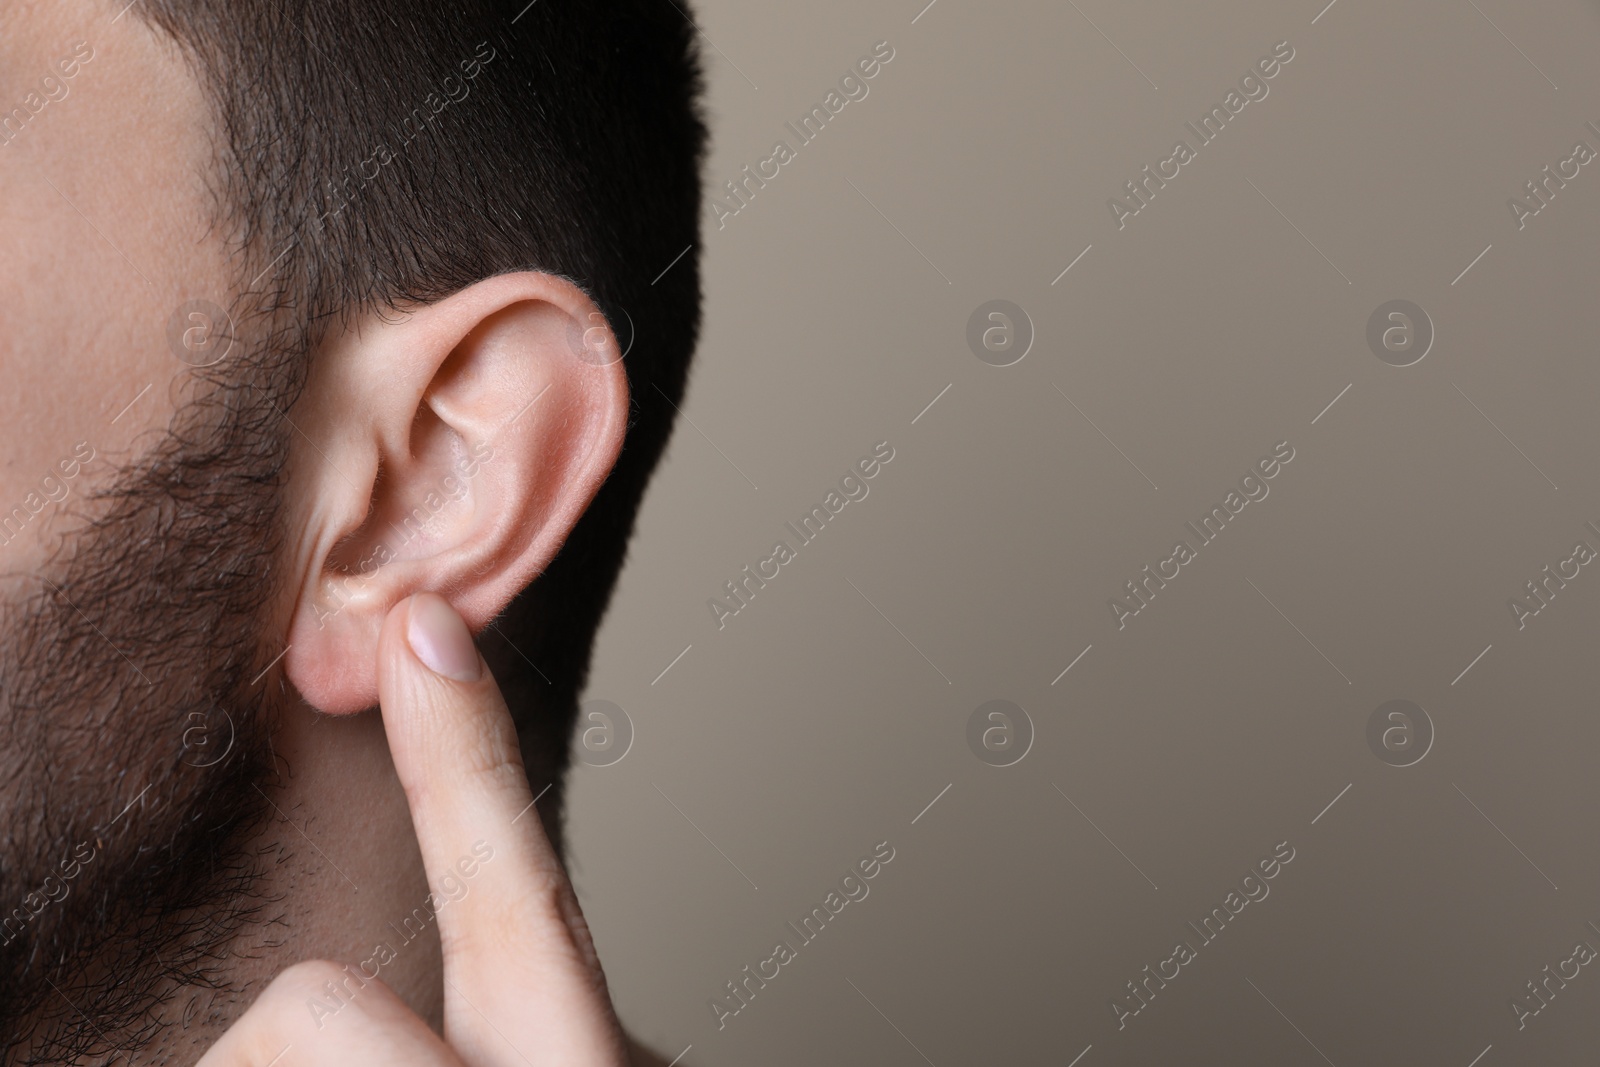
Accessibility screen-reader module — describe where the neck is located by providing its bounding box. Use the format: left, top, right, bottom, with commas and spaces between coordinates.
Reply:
160, 703, 442, 1062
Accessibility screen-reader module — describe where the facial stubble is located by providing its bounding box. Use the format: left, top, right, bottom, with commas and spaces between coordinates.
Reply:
0, 355, 302, 1064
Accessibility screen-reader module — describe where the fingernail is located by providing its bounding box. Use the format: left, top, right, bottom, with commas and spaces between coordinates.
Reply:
406, 593, 482, 682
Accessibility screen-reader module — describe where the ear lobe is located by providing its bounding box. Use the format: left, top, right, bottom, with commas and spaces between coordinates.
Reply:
281, 273, 629, 715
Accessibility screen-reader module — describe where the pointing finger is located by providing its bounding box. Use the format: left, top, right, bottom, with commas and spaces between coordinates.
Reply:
376, 593, 626, 1067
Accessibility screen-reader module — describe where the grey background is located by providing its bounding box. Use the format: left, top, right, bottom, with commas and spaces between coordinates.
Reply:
565, 1, 1600, 1063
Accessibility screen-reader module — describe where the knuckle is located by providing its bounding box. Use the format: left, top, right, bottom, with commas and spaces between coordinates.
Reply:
453, 709, 526, 781
263, 959, 403, 1019
266, 959, 351, 1003
450, 875, 587, 963
407, 719, 526, 810
257, 960, 423, 1047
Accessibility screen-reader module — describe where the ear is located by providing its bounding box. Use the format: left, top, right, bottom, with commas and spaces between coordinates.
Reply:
280, 271, 629, 715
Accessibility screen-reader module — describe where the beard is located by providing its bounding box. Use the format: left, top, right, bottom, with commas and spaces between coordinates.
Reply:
0, 343, 302, 1064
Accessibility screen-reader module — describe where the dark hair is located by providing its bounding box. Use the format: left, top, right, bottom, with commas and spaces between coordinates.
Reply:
135, 0, 706, 844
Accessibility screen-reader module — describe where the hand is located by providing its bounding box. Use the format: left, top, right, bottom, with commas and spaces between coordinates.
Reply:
200, 593, 630, 1067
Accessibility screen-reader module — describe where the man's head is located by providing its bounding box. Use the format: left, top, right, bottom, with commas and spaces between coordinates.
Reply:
0, 0, 703, 1059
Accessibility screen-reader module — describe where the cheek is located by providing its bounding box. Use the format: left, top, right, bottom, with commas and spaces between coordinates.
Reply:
0, 34, 225, 569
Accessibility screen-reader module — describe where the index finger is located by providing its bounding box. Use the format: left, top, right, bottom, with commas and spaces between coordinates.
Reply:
376, 592, 627, 1067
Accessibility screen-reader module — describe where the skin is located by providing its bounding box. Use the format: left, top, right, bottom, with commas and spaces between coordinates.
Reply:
0, 0, 216, 579
201, 593, 634, 1067
1, 1, 668, 1061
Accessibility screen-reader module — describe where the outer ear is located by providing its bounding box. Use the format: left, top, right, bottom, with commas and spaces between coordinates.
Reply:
280, 272, 628, 715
